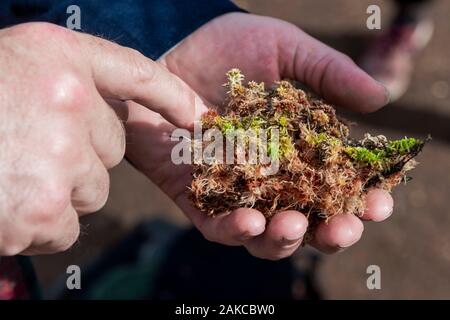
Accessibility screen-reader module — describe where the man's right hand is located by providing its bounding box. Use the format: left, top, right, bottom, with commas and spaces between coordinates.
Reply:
0, 22, 206, 256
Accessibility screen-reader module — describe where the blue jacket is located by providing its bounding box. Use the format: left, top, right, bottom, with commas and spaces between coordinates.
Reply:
0, 0, 243, 59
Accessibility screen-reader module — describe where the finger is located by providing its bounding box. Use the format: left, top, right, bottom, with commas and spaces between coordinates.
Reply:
212, 208, 267, 246
87, 93, 126, 169
0, 218, 31, 256
21, 205, 80, 255
78, 33, 208, 128
361, 188, 394, 222
245, 211, 308, 260
282, 29, 389, 113
71, 151, 110, 215
177, 197, 265, 246
311, 214, 364, 254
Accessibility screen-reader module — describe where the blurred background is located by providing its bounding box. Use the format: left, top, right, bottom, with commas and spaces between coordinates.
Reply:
32, 0, 450, 299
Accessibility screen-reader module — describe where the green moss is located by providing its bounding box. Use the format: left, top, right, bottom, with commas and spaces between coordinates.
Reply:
304, 131, 341, 148
268, 140, 280, 160
215, 116, 235, 135
192, 69, 426, 224
244, 116, 266, 130
279, 115, 288, 127
305, 132, 327, 146
386, 137, 422, 155
279, 131, 295, 157
345, 137, 423, 167
345, 147, 386, 166
265, 128, 295, 160
326, 136, 341, 147
226, 68, 245, 97
213, 114, 423, 167
227, 68, 244, 86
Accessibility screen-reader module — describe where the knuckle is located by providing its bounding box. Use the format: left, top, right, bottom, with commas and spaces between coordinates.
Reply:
0, 231, 30, 256
28, 180, 71, 225
46, 72, 90, 111
112, 120, 126, 166
0, 243, 26, 256
78, 155, 97, 177
116, 132, 126, 164
45, 126, 79, 160
92, 172, 110, 211
56, 223, 80, 252
102, 113, 126, 168
76, 167, 110, 213
5, 173, 70, 226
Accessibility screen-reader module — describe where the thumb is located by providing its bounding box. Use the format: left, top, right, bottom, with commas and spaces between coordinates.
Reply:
284, 29, 390, 113
77, 33, 208, 128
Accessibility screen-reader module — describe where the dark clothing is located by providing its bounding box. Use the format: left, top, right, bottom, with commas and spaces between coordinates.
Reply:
0, 0, 243, 60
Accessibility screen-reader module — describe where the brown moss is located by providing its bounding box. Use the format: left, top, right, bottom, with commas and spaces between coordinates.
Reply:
189, 69, 426, 243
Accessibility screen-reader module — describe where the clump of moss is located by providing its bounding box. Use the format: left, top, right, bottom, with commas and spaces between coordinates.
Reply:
190, 69, 426, 242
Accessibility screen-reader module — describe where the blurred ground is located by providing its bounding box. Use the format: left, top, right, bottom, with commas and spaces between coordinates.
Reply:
32, 0, 450, 299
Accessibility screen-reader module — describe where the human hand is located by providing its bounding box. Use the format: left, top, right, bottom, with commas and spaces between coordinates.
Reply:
126, 13, 393, 260
0, 22, 205, 255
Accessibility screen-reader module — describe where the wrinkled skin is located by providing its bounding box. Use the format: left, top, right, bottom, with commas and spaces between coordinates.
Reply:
125, 13, 394, 260
0, 22, 205, 255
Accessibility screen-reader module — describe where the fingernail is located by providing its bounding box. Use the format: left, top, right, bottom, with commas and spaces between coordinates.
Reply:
338, 241, 358, 250
338, 227, 360, 249
282, 217, 308, 243
194, 96, 209, 121
281, 238, 303, 249
238, 227, 265, 242
238, 232, 255, 242
365, 188, 394, 222
381, 198, 394, 218
338, 238, 359, 249
385, 207, 394, 219
379, 82, 391, 105
365, 205, 394, 222
280, 235, 303, 248
284, 233, 304, 242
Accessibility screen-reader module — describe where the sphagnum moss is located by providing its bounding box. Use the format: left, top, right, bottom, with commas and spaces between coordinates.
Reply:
190, 69, 426, 243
